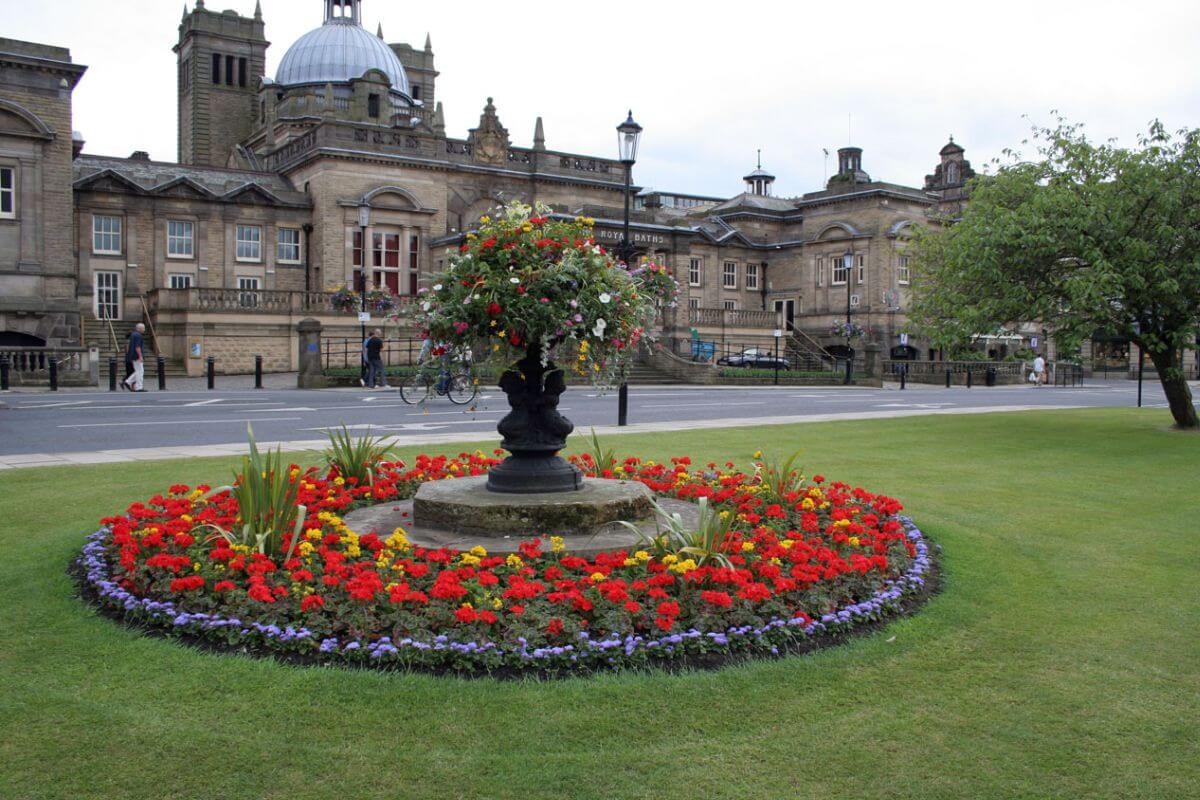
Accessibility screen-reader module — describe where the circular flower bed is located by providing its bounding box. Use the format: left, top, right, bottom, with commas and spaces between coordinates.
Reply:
75, 452, 935, 676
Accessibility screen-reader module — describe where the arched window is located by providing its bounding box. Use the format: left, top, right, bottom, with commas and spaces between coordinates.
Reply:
946, 162, 960, 184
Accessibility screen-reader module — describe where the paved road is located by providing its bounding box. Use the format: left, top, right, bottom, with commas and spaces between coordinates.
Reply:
0, 378, 1175, 457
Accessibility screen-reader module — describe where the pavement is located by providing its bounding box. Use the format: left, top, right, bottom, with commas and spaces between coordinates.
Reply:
0, 375, 1181, 470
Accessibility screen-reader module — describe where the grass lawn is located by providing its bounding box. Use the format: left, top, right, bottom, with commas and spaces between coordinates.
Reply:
0, 408, 1196, 800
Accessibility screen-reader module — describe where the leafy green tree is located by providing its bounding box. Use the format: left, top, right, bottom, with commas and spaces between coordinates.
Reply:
910, 119, 1200, 429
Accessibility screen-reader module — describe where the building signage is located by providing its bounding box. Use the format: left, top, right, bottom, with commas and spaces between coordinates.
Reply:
594, 228, 668, 247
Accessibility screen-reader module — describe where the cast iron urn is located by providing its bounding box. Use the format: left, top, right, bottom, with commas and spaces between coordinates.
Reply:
487, 345, 584, 494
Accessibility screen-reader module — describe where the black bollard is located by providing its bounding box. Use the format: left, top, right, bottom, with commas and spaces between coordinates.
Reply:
255, 355, 263, 390
966, 368, 973, 389
157, 355, 166, 391
900, 365, 907, 391
49, 358, 59, 392
618, 382, 629, 427
108, 357, 117, 391
207, 356, 215, 390
945, 368, 952, 389
0, 355, 9, 392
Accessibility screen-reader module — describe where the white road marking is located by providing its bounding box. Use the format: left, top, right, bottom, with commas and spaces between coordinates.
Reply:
58, 417, 302, 429
17, 400, 92, 408
185, 399, 224, 407
641, 401, 765, 409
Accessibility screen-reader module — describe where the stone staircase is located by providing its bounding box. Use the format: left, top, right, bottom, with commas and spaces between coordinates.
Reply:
85, 317, 189, 381
786, 329, 835, 371
623, 360, 677, 385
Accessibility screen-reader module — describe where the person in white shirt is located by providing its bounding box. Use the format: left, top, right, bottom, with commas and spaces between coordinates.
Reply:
1032, 354, 1047, 387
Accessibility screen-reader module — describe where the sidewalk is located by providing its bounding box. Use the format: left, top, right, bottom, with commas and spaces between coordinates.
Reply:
0, 372, 303, 394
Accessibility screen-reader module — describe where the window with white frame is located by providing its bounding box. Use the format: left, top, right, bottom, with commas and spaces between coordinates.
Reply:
167, 220, 194, 259
277, 227, 301, 263
168, 274, 193, 289
722, 299, 738, 311
722, 261, 737, 289
92, 215, 122, 255
238, 276, 260, 308
688, 257, 702, 287
816, 257, 824, 287
745, 263, 759, 290
236, 225, 262, 262
688, 297, 699, 310
0, 166, 14, 218
832, 254, 850, 285
94, 271, 121, 320
898, 255, 911, 285
857, 255, 866, 284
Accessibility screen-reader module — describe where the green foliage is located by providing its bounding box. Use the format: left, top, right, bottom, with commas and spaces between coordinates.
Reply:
909, 117, 1200, 427
621, 495, 735, 568
586, 428, 618, 473
755, 450, 806, 503
322, 425, 397, 487
223, 427, 306, 559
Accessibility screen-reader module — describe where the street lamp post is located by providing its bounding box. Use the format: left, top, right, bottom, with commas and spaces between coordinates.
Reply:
358, 202, 371, 385
843, 248, 854, 385
616, 111, 643, 427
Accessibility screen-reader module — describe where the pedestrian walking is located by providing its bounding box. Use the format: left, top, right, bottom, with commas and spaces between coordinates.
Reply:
365, 329, 388, 389
1032, 353, 1047, 388
123, 323, 147, 392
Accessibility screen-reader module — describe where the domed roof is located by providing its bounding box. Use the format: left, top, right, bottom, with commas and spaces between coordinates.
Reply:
276, 17, 410, 97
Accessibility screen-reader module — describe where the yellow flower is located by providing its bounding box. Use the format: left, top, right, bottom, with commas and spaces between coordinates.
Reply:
779, 540, 794, 550
506, 554, 524, 568
801, 497, 816, 511
479, 216, 491, 224
459, 553, 481, 566
306, 528, 323, 540
470, 545, 488, 558
661, 554, 678, 567
333, 477, 345, 486
181, 514, 192, 523
754, 450, 763, 459
849, 536, 861, 547
492, 598, 503, 610
669, 558, 698, 575
298, 542, 315, 556
634, 550, 651, 562
589, 572, 606, 582
741, 541, 755, 552
550, 536, 565, 553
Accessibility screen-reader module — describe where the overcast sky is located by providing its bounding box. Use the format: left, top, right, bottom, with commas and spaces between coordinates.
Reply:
7, 0, 1199, 197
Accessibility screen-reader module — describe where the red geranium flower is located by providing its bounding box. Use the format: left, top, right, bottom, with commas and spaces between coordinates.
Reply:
301, 594, 325, 612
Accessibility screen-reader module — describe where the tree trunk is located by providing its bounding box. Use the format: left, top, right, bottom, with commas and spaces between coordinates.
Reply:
1148, 346, 1199, 430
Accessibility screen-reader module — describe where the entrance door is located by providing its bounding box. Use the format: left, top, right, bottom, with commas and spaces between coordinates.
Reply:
773, 299, 796, 331
94, 271, 121, 320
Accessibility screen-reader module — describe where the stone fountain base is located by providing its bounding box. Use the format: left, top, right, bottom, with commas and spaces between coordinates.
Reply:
343, 476, 698, 557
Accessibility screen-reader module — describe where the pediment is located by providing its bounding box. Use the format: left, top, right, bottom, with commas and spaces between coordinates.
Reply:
74, 169, 145, 196
151, 177, 215, 201
0, 100, 52, 140
223, 183, 282, 206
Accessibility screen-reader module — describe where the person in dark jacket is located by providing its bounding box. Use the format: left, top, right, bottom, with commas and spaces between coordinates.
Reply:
123, 323, 146, 392
365, 329, 388, 389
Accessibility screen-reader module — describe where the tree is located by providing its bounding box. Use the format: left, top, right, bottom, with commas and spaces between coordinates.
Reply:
910, 119, 1200, 429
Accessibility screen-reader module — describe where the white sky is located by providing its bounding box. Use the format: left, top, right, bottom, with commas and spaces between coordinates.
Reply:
6, 0, 1199, 197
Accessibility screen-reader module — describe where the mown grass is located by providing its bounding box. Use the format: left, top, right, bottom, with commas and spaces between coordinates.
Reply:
0, 409, 1196, 800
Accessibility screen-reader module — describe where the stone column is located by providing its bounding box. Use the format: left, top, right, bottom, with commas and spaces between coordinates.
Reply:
297, 317, 327, 389
864, 341, 882, 385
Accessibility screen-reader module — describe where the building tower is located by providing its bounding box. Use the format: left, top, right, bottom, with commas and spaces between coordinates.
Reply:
744, 150, 775, 196
924, 137, 976, 214
175, 0, 268, 166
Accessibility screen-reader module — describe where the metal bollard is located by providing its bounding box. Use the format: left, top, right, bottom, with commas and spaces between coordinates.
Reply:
966, 368, 973, 389
157, 355, 166, 391
618, 382, 629, 427
49, 358, 59, 392
255, 355, 263, 390
900, 365, 906, 391
0, 355, 9, 392
108, 357, 117, 391
945, 368, 952, 389
207, 356, 215, 390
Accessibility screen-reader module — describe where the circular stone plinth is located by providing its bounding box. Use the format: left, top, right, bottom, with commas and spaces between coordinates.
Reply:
343, 478, 699, 557
415, 476, 654, 538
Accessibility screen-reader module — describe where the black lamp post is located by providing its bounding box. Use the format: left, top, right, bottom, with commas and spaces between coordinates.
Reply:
358, 202, 371, 383
843, 248, 854, 385
616, 111, 643, 427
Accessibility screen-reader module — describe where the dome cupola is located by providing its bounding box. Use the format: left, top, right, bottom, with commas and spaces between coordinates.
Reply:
276, 0, 411, 99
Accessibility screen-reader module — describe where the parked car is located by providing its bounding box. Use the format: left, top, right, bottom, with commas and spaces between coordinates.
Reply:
717, 348, 790, 370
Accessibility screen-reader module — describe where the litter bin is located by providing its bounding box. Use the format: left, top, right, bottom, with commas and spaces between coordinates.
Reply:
985, 366, 997, 387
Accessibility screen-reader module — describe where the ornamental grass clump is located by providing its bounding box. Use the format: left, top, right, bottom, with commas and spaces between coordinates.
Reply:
322, 425, 397, 487
755, 450, 807, 504
622, 495, 736, 569
412, 201, 678, 387
226, 427, 306, 560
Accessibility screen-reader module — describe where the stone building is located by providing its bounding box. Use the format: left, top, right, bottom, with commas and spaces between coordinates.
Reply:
0, 38, 86, 349
0, 0, 1020, 377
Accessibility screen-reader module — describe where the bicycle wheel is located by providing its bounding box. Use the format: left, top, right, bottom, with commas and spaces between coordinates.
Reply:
399, 374, 429, 405
446, 372, 478, 405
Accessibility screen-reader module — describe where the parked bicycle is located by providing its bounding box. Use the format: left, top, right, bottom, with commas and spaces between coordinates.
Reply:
398, 355, 478, 406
